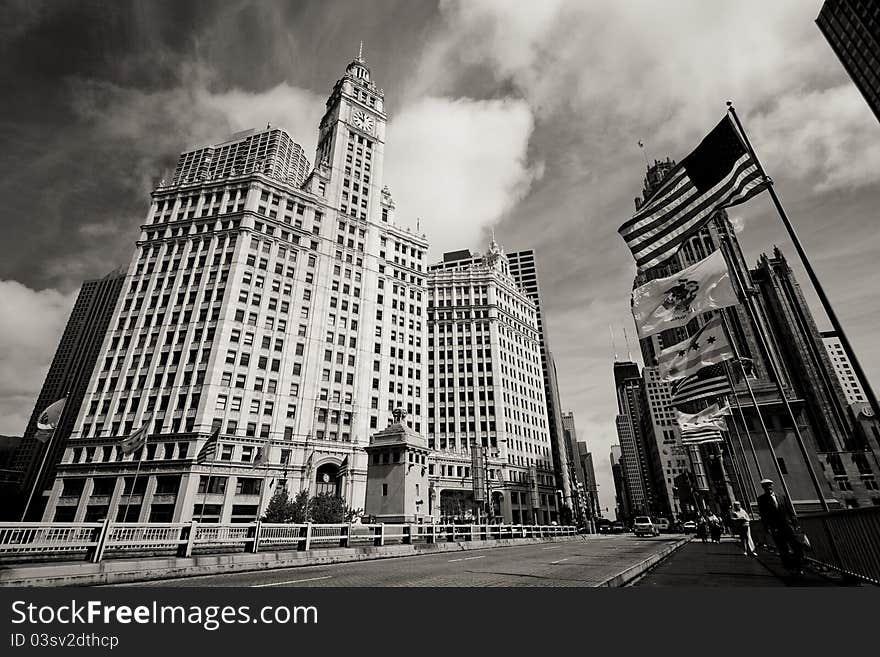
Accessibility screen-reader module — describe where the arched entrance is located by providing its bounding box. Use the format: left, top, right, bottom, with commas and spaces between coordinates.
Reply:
315, 462, 342, 497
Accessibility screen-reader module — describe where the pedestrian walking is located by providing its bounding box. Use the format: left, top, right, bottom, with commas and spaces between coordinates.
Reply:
757, 478, 805, 574
696, 515, 709, 543
730, 501, 756, 556
707, 512, 722, 543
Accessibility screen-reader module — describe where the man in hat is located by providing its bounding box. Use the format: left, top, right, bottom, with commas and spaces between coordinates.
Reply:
756, 478, 803, 573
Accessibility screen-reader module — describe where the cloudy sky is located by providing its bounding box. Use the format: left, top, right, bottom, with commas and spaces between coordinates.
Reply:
2, 0, 879, 512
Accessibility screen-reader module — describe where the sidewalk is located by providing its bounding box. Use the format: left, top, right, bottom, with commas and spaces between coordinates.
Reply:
633, 537, 850, 587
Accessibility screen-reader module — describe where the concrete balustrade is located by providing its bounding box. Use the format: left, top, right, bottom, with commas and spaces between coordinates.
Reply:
0, 520, 577, 565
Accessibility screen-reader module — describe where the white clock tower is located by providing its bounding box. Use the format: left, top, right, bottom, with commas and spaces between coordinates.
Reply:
313, 45, 387, 223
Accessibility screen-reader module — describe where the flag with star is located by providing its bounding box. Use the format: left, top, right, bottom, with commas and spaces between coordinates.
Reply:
658, 315, 733, 381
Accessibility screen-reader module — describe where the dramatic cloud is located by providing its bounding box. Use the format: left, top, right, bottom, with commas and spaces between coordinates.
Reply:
751, 84, 880, 191
384, 97, 540, 257
2, 0, 878, 514
0, 281, 75, 435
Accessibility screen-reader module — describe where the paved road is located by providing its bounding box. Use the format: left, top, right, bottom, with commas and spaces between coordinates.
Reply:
112, 535, 683, 587
634, 538, 844, 587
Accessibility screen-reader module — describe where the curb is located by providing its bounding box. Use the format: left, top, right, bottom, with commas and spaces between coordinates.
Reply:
0, 535, 583, 587
596, 537, 691, 587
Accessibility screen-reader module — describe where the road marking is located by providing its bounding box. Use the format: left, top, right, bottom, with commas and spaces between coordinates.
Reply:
541, 546, 561, 550
448, 555, 486, 563
251, 576, 333, 587
550, 558, 570, 564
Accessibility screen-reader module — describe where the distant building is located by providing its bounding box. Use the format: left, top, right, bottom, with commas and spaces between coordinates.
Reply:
561, 411, 597, 524
613, 361, 654, 518
610, 444, 630, 521
822, 331, 869, 407
3, 271, 125, 520
817, 0, 880, 124
507, 250, 573, 511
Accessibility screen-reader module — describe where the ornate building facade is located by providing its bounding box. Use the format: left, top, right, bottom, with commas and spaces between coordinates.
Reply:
41, 53, 429, 523
426, 243, 558, 523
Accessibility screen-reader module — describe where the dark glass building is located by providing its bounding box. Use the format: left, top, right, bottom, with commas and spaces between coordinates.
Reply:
817, 0, 880, 123
2, 270, 125, 519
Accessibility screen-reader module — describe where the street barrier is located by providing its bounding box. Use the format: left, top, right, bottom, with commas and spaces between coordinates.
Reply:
0, 521, 577, 565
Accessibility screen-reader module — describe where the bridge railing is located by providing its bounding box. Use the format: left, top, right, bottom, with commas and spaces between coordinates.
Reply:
797, 507, 880, 585
0, 521, 577, 565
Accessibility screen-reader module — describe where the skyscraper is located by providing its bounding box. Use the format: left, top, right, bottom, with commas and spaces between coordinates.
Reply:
41, 52, 429, 523
426, 242, 557, 524
561, 411, 599, 522
817, 0, 880, 124
3, 270, 125, 520
431, 247, 573, 511
507, 249, 573, 510
613, 361, 653, 517
822, 330, 869, 407
752, 249, 880, 508
610, 444, 631, 521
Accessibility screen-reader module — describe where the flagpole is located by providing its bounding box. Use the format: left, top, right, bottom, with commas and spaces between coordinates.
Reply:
20, 428, 57, 522
722, 360, 761, 501
727, 101, 880, 436
722, 432, 750, 508
718, 306, 777, 487
199, 456, 218, 523
720, 237, 830, 514
121, 434, 148, 523
720, 408, 753, 507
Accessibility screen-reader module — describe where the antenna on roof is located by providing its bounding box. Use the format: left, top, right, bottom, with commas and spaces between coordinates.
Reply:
358, 41, 364, 61
609, 325, 618, 362
623, 325, 633, 362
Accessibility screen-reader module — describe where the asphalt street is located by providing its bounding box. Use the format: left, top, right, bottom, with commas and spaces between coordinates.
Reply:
112, 534, 683, 587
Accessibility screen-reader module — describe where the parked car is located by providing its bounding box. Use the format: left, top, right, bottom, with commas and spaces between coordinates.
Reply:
611, 521, 626, 534
682, 520, 697, 534
653, 518, 670, 533
633, 515, 659, 537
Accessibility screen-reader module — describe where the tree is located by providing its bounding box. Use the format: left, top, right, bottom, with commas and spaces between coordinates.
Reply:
262, 488, 295, 523
307, 492, 362, 523
262, 488, 309, 523
290, 489, 309, 523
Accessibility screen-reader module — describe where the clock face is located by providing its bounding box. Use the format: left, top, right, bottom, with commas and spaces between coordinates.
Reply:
352, 110, 374, 133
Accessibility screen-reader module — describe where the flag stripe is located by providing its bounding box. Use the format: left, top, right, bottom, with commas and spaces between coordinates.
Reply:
626, 167, 690, 225
632, 165, 764, 267
671, 365, 732, 406
197, 430, 220, 464
633, 169, 765, 268
636, 169, 765, 269
623, 154, 754, 242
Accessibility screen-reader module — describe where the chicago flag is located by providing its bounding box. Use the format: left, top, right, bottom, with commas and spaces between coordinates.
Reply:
658, 315, 734, 381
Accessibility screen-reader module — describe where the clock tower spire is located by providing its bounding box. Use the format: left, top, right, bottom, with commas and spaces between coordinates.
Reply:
312, 52, 386, 223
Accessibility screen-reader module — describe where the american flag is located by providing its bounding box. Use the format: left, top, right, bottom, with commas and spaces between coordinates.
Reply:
196, 428, 220, 465
670, 364, 732, 407
619, 116, 767, 271
680, 426, 724, 445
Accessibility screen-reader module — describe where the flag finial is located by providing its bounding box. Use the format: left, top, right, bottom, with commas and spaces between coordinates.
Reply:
358, 40, 364, 61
